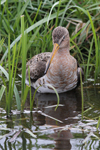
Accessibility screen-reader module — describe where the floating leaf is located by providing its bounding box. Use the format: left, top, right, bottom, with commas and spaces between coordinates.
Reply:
24, 128, 37, 138
9, 130, 21, 142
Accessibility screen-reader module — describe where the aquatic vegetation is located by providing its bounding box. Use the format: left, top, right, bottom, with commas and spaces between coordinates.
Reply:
0, 2, 100, 149
0, 0, 100, 116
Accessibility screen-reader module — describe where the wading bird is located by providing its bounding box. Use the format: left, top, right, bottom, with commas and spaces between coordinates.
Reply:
26, 26, 83, 93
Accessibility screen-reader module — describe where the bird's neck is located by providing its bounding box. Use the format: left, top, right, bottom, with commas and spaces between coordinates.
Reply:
58, 46, 70, 55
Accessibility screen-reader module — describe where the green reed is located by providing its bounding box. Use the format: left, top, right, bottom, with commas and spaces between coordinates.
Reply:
87, 11, 99, 81
21, 15, 32, 111
0, 0, 100, 115
98, 37, 100, 74
21, 15, 27, 100
5, 34, 21, 115
85, 38, 94, 80
28, 67, 32, 111
80, 71, 84, 121
97, 116, 100, 130
0, 85, 6, 101
0, 35, 21, 116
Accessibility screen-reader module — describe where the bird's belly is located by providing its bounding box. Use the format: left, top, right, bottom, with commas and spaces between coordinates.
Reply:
32, 59, 78, 93
32, 71, 78, 93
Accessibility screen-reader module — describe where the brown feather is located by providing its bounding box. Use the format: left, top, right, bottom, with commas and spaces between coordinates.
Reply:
25, 26, 84, 93
26, 52, 51, 82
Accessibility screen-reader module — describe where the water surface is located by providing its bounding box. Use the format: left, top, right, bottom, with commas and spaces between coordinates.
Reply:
0, 80, 100, 150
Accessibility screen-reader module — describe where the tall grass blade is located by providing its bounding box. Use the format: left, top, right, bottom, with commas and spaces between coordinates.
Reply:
1, 9, 64, 62
86, 38, 94, 80
7, 34, 19, 114
30, 84, 60, 111
21, 15, 27, 100
71, 25, 86, 41
46, 84, 60, 111
7, 34, 11, 114
47, 1, 59, 25
80, 72, 84, 121
0, 76, 8, 102
0, 65, 21, 110
21, 85, 30, 111
97, 116, 100, 130
13, 0, 30, 29
1, 0, 6, 5
72, 5, 88, 16
27, 25, 41, 52
55, 0, 61, 27
87, 11, 98, 81
0, 85, 6, 101
2, 20, 9, 34
70, 38, 84, 63
47, 0, 66, 25
98, 36, 100, 73
59, 0, 72, 26
32, 1, 42, 24
30, 87, 40, 111
28, 67, 32, 111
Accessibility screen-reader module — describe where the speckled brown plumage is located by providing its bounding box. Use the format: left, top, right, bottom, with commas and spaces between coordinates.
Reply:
25, 26, 84, 93
26, 52, 51, 81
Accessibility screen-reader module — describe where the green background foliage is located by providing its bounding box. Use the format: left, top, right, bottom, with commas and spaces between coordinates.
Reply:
0, 0, 100, 114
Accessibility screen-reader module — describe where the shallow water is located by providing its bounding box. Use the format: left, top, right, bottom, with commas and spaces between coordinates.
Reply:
0, 80, 100, 150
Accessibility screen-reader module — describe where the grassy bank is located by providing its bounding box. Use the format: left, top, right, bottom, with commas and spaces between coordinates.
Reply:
0, 0, 100, 114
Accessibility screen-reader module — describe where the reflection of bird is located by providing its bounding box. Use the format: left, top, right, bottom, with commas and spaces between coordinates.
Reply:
26, 26, 83, 93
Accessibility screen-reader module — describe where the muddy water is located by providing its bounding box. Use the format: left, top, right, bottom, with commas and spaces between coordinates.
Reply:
0, 81, 100, 150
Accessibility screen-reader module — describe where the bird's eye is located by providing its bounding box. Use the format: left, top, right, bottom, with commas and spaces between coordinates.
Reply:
61, 35, 65, 42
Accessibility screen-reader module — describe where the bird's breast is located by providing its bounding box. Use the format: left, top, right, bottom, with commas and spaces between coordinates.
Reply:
46, 54, 77, 88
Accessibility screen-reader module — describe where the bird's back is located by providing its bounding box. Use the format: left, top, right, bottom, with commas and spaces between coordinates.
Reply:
26, 52, 51, 82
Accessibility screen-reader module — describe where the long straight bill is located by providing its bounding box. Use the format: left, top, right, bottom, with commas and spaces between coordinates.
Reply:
44, 43, 59, 74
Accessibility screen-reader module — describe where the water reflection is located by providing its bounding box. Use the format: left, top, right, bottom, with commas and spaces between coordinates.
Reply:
25, 88, 82, 150
49, 130, 73, 150
0, 82, 100, 149
83, 84, 100, 118
35, 89, 81, 126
